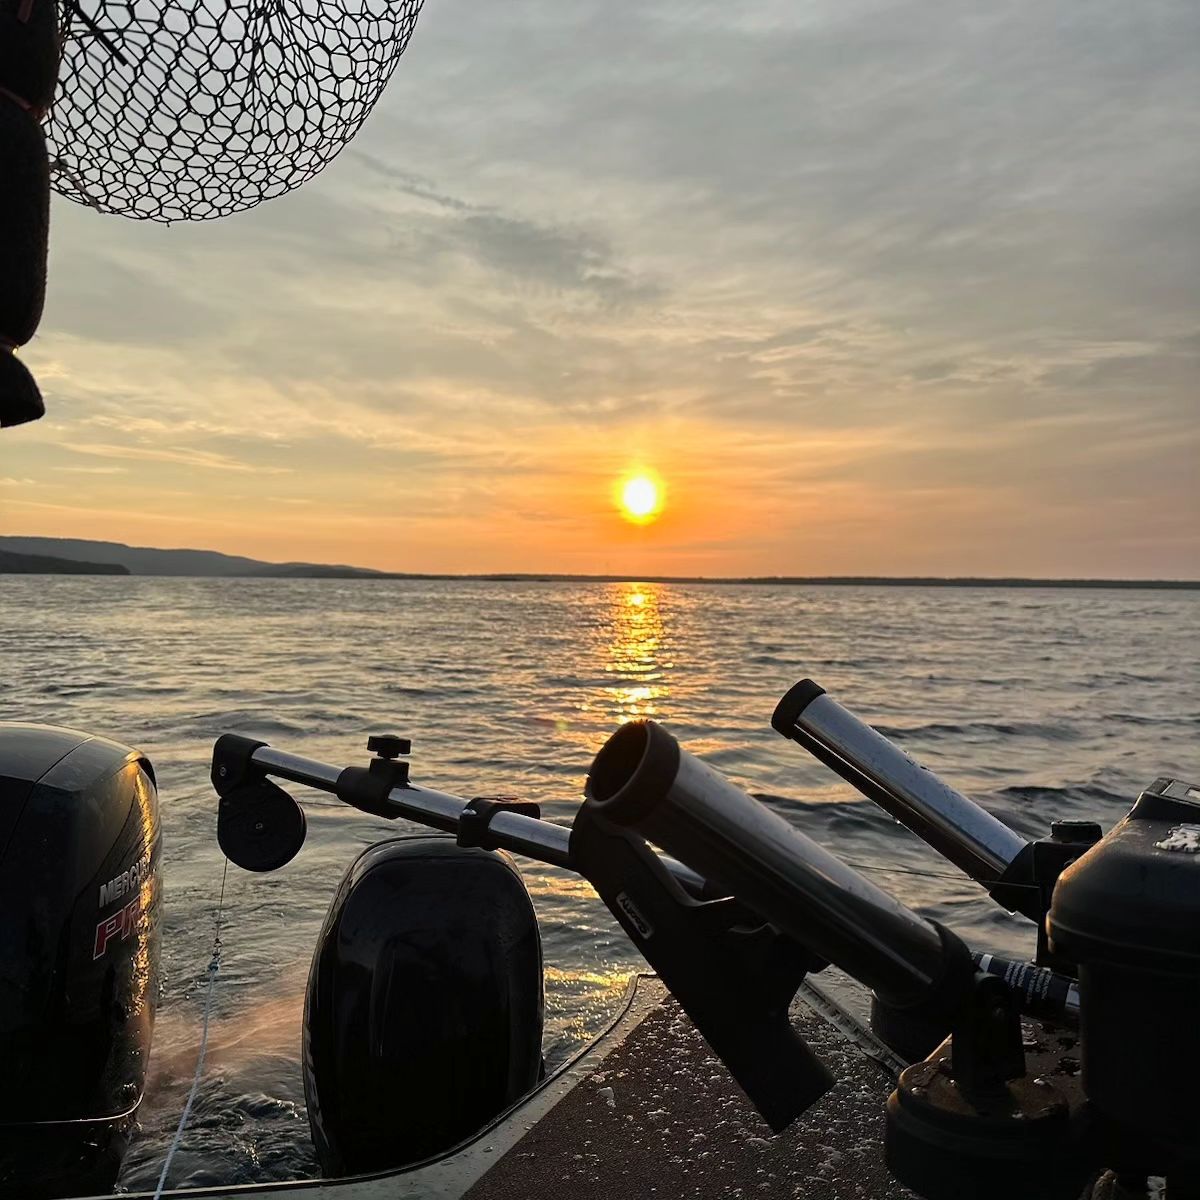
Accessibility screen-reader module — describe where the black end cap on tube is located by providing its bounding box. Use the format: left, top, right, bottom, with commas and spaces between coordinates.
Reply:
771, 679, 826, 737
586, 720, 681, 827
211, 733, 268, 796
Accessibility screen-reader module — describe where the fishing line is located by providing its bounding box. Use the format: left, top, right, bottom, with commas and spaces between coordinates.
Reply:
153, 857, 229, 1200
842, 860, 964, 882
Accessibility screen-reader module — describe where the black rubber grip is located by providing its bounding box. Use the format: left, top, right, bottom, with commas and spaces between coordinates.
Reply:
585, 720, 682, 827
771, 679, 827, 737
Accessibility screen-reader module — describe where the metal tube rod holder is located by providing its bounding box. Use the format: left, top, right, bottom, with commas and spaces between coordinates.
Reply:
585, 719, 974, 1014
772, 680, 1028, 885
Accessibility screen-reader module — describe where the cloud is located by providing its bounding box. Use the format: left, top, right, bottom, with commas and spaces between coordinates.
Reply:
53, 464, 129, 474
449, 212, 661, 305
67, 442, 288, 473
44, 249, 233, 346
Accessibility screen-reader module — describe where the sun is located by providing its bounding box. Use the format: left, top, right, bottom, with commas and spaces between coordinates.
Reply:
618, 473, 664, 525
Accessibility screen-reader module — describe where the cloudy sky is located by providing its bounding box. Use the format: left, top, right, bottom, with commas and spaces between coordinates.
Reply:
4, 0, 1197, 576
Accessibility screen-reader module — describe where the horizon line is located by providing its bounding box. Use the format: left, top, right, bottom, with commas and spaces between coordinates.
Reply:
279, 573, 1200, 588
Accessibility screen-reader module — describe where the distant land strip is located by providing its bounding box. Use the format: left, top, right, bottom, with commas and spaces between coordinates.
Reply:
0, 549, 130, 575
0, 538, 1195, 589
369, 573, 1200, 589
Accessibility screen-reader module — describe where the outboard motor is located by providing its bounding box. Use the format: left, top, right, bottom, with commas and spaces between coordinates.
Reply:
0, 724, 162, 1200
1047, 777, 1200, 1180
303, 837, 544, 1176
213, 733, 547, 1179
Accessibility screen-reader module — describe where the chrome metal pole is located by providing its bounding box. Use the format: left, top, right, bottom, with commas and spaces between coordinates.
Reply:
772, 681, 1028, 883
246, 744, 702, 885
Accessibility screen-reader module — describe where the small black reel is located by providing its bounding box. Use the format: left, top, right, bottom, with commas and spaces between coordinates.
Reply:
217, 779, 307, 872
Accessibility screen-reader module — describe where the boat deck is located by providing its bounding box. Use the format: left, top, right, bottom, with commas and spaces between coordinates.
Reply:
465, 978, 911, 1200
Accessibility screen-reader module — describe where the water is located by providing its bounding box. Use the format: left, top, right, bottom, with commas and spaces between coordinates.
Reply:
1, 578, 1196, 1191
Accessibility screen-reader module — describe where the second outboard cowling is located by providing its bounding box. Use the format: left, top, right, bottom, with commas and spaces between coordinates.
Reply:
0, 723, 162, 1200
1048, 776, 1200, 1170
303, 837, 544, 1177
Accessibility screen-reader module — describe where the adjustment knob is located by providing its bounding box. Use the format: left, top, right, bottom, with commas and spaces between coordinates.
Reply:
1050, 820, 1102, 845
367, 735, 411, 760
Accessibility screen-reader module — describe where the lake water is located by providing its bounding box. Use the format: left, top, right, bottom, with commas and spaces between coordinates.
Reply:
2, 577, 1197, 1191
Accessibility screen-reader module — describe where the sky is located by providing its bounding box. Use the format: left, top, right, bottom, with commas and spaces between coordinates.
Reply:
3, 0, 1197, 577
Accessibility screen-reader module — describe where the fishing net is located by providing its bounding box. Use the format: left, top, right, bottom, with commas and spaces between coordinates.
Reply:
45, 0, 425, 223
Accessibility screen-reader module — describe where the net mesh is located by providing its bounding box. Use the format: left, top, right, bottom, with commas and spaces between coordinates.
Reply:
45, 0, 424, 223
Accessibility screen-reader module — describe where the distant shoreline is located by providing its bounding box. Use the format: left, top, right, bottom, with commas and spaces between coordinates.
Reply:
249, 572, 1199, 589
377, 574, 1200, 589
1, 537, 1195, 588
5, 569, 1197, 590
0, 549, 130, 576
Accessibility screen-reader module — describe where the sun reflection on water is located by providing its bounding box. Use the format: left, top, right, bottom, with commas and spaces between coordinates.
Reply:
603, 583, 670, 723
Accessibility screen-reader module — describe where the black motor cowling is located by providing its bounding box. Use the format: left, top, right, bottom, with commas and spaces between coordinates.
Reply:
1048, 776, 1200, 1173
0, 724, 162, 1199
303, 837, 544, 1176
